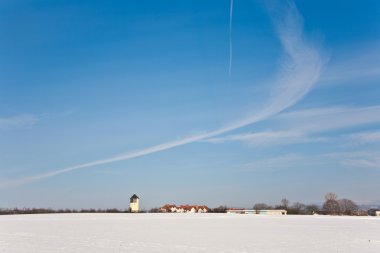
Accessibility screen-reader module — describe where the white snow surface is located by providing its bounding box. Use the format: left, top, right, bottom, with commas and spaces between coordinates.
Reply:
1, 213, 379, 253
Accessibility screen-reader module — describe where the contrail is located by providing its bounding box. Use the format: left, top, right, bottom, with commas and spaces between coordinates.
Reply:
0, 1, 325, 189
228, 0, 234, 77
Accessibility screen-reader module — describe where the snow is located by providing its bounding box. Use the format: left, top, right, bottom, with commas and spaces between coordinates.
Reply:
1, 213, 379, 252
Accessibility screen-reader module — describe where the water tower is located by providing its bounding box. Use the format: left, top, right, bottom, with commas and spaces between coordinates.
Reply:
129, 194, 140, 213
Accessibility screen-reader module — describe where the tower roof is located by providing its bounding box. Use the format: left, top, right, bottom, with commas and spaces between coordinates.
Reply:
130, 194, 139, 200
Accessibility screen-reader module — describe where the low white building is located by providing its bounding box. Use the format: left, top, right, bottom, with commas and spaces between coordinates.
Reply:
368, 209, 380, 216
227, 209, 287, 215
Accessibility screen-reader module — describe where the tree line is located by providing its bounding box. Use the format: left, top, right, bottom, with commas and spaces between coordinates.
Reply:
251, 192, 361, 215
0, 192, 364, 215
192, 192, 362, 215
0, 208, 130, 215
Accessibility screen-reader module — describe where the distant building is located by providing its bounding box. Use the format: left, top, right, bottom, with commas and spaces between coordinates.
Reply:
130, 194, 140, 213
160, 204, 178, 213
160, 204, 209, 213
227, 209, 287, 215
368, 209, 380, 216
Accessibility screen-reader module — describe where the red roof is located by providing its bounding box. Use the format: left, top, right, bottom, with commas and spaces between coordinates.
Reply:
160, 204, 177, 211
160, 204, 209, 211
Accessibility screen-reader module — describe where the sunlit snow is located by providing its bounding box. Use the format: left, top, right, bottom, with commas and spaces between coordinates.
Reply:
1, 213, 379, 252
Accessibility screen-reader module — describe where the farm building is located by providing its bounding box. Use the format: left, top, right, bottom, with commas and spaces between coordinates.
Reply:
368, 209, 380, 216
227, 209, 287, 215
160, 204, 209, 213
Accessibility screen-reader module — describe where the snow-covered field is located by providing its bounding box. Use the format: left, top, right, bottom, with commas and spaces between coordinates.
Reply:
1, 213, 379, 253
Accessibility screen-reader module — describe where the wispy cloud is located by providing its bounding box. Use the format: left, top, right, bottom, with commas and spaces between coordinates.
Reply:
241, 154, 311, 172
0, 1, 326, 188
205, 130, 326, 146
242, 149, 380, 173
205, 105, 380, 146
277, 105, 380, 133
320, 43, 380, 84
347, 131, 380, 144
322, 150, 380, 159
0, 114, 39, 130
322, 150, 380, 170
0, 111, 74, 132
342, 158, 380, 170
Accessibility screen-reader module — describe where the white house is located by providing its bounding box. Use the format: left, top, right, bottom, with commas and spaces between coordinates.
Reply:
160, 204, 209, 213
160, 204, 177, 213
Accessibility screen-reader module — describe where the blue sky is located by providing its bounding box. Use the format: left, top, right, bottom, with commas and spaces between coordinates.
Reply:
1, 0, 380, 209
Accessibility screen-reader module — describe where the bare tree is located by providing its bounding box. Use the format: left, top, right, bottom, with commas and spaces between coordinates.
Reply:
325, 192, 338, 201
338, 199, 358, 215
211, 206, 228, 213
305, 204, 319, 215
291, 202, 307, 214
253, 203, 272, 210
323, 199, 340, 215
149, 207, 161, 213
281, 198, 290, 210
323, 192, 340, 215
